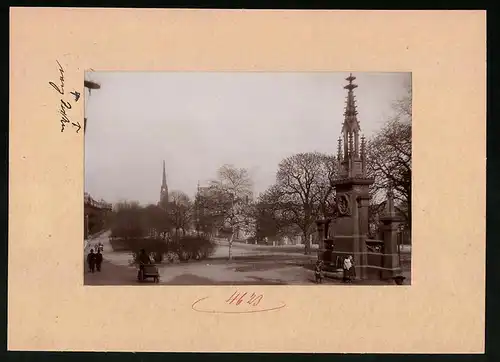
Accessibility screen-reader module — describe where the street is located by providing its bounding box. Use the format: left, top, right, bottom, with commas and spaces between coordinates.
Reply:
84, 231, 410, 285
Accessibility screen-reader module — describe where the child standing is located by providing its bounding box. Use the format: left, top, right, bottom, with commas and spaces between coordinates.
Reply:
343, 255, 354, 283
314, 260, 324, 284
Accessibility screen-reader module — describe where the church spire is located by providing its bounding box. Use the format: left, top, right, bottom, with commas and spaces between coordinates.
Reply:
162, 160, 167, 188
160, 160, 168, 208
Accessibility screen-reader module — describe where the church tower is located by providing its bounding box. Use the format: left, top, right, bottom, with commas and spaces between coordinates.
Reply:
159, 160, 169, 209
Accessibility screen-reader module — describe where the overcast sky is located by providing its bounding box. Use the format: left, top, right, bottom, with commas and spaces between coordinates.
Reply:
84, 72, 410, 205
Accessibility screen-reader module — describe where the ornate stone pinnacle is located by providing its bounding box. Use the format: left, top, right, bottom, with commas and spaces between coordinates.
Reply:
348, 132, 354, 155
386, 188, 395, 215
344, 73, 358, 91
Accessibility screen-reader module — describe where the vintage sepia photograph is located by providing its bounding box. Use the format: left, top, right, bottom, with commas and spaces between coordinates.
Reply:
84, 71, 412, 286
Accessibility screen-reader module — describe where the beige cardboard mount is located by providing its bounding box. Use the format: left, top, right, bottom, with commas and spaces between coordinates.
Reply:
9, 8, 486, 353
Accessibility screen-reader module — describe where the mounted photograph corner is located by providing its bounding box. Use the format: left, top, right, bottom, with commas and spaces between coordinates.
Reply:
83, 71, 412, 286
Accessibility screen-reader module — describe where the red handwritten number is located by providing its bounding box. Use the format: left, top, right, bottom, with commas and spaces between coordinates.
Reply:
226, 291, 263, 307
252, 295, 263, 306
235, 292, 247, 305
226, 292, 248, 305
225, 291, 238, 303
247, 293, 256, 305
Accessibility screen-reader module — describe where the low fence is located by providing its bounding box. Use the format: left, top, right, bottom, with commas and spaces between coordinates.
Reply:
322, 239, 406, 279
89, 228, 108, 239
327, 251, 401, 269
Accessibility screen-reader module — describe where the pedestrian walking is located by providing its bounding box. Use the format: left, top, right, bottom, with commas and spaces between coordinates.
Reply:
95, 250, 103, 272
87, 249, 96, 273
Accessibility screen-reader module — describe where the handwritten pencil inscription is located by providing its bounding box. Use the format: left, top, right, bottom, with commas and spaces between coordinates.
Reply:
192, 289, 285, 314
49, 60, 82, 133
225, 291, 263, 306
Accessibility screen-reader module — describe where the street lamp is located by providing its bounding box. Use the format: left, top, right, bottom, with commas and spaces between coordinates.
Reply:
85, 214, 89, 241
84, 71, 101, 134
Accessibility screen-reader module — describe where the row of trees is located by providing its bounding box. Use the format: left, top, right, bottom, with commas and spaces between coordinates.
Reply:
109, 196, 216, 263
253, 152, 337, 254
195, 165, 255, 260
109, 164, 256, 260
252, 85, 412, 254
367, 84, 412, 230
110, 85, 412, 257
110, 193, 194, 241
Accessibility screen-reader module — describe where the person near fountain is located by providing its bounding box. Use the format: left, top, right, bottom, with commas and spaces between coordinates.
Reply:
343, 255, 354, 283
314, 259, 324, 284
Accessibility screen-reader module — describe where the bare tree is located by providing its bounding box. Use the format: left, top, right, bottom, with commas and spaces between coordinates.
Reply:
167, 191, 193, 238
209, 164, 254, 260
254, 187, 284, 244
254, 185, 297, 245
273, 152, 337, 255
367, 84, 412, 230
194, 187, 225, 238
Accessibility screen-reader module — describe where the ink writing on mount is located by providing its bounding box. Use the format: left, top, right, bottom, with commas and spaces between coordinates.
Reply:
48, 60, 65, 95
71, 91, 81, 102
59, 100, 72, 129
48, 60, 82, 133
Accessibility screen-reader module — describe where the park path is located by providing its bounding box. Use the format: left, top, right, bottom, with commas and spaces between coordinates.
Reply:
85, 230, 113, 254
84, 232, 409, 285
84, 230, 139, 285
83, 233, 318, 285
84, 259, 138, 285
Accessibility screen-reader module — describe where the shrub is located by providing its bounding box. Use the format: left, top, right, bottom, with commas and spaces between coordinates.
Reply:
153, 251, 164, 263
110, 235, 216, 265
170, 235, 216, 261
165, 251, 179, 263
